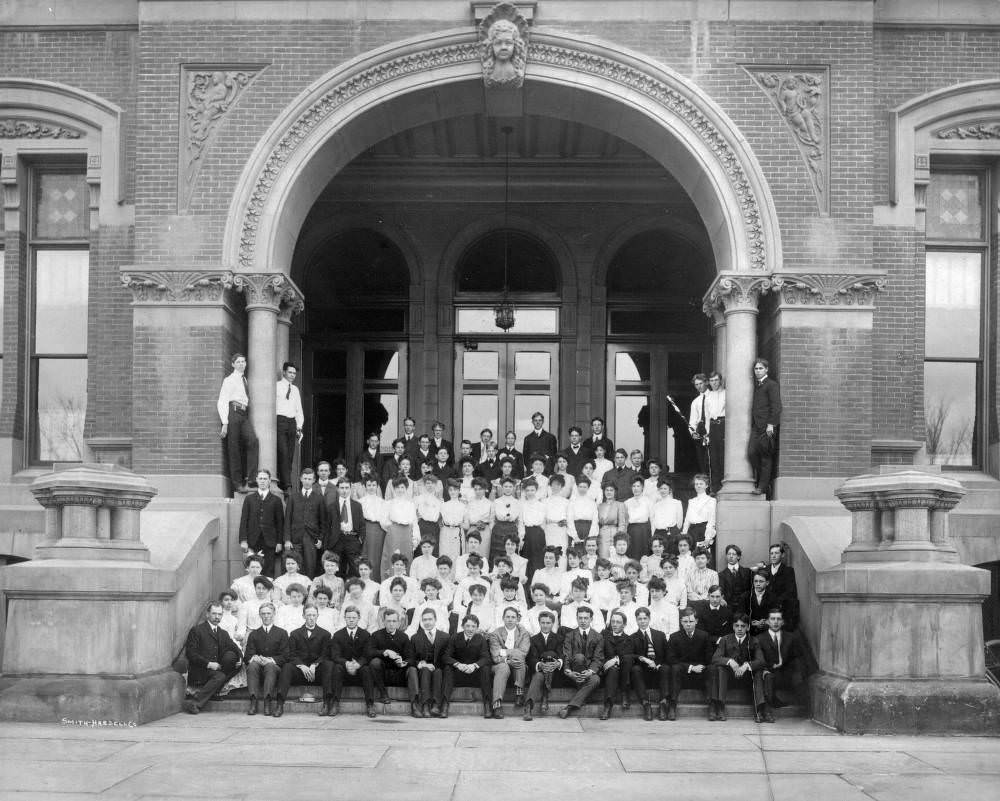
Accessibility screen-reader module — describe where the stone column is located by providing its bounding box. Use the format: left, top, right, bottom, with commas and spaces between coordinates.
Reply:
233, 274, 304, 479
703, 274, 771, 499
276, 301, 298, 372
811, 467, 1000, 733
710, 306, 726, 378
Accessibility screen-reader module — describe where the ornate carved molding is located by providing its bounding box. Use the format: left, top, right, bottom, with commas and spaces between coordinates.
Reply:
277, 297, 305, 324
934, 120, 1000, 140
745, 67, 829, 214
121, 270, 235, 305
232, 272, 304, 312
0, 118, 83, 139
238, 37, 769, 272
179, 66, 263, 211
479, 2, 529, 89
771, 273, 886, 307
703, 273, 773, 314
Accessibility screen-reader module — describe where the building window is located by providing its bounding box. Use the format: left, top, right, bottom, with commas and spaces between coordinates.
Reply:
29, 169, 89, 463
924, 169, 988, 468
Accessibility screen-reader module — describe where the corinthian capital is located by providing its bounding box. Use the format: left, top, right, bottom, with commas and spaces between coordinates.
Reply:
771, 273, 887, 307
703, 273, 773, 315
121, 270, 234, 305
232, 272, 304, 312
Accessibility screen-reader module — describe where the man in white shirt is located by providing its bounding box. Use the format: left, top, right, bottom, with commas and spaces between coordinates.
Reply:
275, 361, 305, 492
688, 373, 709, 476
217, 352, 258, 493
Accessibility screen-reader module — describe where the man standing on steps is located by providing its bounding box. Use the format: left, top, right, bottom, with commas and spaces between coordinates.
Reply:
275, 361, 304, 493
239, 469, 285, 578
523, 412, 558, 475
217, 352, 258, 493
748, 358, 781, 497
688, 373, 710, 476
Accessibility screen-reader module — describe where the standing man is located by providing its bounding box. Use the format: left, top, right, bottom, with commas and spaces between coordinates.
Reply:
749, 358, 781, 497
688, 373, 709, 476
558, 606, 604, 718
470, 428, 494, 464
181, 602, 241, 714
239, 469, 284, 577
326, 478, 364, 578
589, 417, 614, 458
401, 416, 419, 461
284, 467, 327, 579
275, 362, 304, 493
430, 422, 453, 466
601, 448, 636, 501
523, 412, 558, 474
765, 542, 799, 630
217, 352, 258, 493
560, 426, 594, 478
719, 544, 753, 612
356, 433, 383, 479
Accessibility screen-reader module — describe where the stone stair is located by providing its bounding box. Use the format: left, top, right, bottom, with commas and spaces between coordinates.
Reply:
203, 685, 805, 719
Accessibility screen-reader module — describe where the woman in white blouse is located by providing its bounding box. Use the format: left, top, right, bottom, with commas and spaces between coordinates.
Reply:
490, 457, 521, 499
518, 477, 546, 578
230, 553, 265, 606
543, 474, 572, 564
439, 479, 466, 561
591, 444, 613, 487
567, 476, 599, 546
643, 458, 665, 503
380, 477, 418, 579
351, 458, 382, 500
597, 482, 627, 559
651, 479, 684, 555
682, 473, 717, 561
525, 456, 550, 500
464, 477, 494, 555
551, 455, 576, 499
384, 457, 416, 499
359, 476, 387, 581
623, 476, 653, 560
457, 458, 478, 502
489, 476, 521, 565
579, 461, 604, 503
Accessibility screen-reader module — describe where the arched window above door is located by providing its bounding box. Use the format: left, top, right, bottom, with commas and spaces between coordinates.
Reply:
606, 229, 712, 298
455, 230, 559, 294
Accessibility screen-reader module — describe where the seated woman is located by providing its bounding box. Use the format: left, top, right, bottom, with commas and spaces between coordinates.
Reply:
377, 576, 411, 630
531, 546, 565, 602
310, 551, 345, 608
236, 575, 275, 635
352, 458, 382, 500
490, 457, 521, 500
312, 585, 342, 634
639, 536, 667, 584
500, 533, 528, 586
273, 552, 310, 605
685, 547, 720, 604
230, 554, 266, 607
488, 556, 527, 607
597, 483, 627, 559
273, 583, 307, 631
406, 577, 451, 636
551, 455, 576, 499
342, 576, 378, 630
646, 576, 680, 637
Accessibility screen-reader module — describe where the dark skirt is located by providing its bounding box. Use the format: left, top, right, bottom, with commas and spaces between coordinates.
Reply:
417, 518, 440, 555
522, 524, 546, 577
491, 519, 518, 564
573, 519, 593, 544
626, 521, 652, 560
685, 521, 713, 562
655, 526, 682, 556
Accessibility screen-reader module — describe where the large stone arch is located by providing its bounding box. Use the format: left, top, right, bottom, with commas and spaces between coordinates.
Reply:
222, 28, 782, 279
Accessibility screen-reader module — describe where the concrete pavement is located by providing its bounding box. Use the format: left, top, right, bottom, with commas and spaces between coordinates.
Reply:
0, 713, 998, 800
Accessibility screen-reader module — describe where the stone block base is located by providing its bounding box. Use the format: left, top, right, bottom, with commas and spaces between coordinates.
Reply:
0, 669, 184, 724
810, 672, 1000, 734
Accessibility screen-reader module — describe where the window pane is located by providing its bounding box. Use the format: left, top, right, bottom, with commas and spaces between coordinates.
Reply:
462, 395, 498, 445
514, 351, 550, 381
35, 250, 88, 354
364, 350, 398, 380
615, 395, 649, 459
34, 173, 88, 239
514, 394, 550, 442
924, 362, 977, 466
925, 251, 981, 358
36, 358, 86, 461
615, 352, 651, 382
927, 172, 983, 240
364, 392, 397, 445
463, 351, 500, 381
313, 350, 347, 381
456, 307, 558, 334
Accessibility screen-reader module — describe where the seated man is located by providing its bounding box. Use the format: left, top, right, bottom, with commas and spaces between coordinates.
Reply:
244, 602, 289, 716
696, 585, 733, 646
600, 610, 635, 720
522, 609, 565, 721
630, 606, 670, 721
665, 606, 714, 721
182, 601, 242, 714
752, 607, 804, 723
407, 608, 449, 718
718, 544, 753, 612
710, 612, 759, 722
487, 606, 530, 718
329, 605, 376, 717
558, 605, 604, 719
368, 608, 417, 715
442, 614, 492, 719
275, 604, 332, 717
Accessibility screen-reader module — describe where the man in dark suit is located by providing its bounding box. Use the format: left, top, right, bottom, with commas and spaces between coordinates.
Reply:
275, 605, 332, 717
601, 448, 636, 501
497, 430, 525, 479
696, 586, 733, 645
665, 606, 714, 721
630, 607, 671, 720
523, 412, 558, 474
711, 613, 760, 722
413, 433, 434, 469
588, 417, 614, 460
380, 438, 407, 490
469, 428, 494, 464
284, 467, 327, 579
407, 608, 450, 717
238, 469, 285, 577
181, 602, 242, 714
559, 605, 604, 718
764, 543, 799, 630
367, 608, 418, 715
324, 478, 364, 578
560, 426, 595, 479
442, 613, 492, 718
244, 602, 289, 715
719, 544, 754, 612
748, 570, 779, 636
400, 416, 419, 461
475, 444, 503, 483
430, 421, 454, 466
355, 432, 384, 477
752, 608, 804, 723
432, 447, 457, 482
522, 610, 565, 721
329, 604, 376, 717
748, 358, 781, 496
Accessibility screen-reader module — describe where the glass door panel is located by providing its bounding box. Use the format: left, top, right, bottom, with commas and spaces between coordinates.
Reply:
462, 394, 500, 444
614, 394, 649, 459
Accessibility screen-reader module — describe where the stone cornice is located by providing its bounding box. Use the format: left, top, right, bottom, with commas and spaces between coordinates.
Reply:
771, 273, 887, 307
232, 272, 305, 313
121, 270, 235, 305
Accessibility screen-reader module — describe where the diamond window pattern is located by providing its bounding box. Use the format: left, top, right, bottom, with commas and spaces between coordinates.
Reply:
34, 173, 88, 239
927, 173, 983, 240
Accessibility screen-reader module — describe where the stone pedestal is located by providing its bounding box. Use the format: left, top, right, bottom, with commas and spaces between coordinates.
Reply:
811, 467, 1000, 734
0, 464, 185, 724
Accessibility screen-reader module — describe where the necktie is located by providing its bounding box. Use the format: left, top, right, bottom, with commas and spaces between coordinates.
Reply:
285, 383, 291, 400
303, 489, 308, 498
242, 375, 248, 394
646, 632, 655, 659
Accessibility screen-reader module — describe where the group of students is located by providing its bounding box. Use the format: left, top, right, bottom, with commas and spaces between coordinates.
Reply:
181, 534, 802, 722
